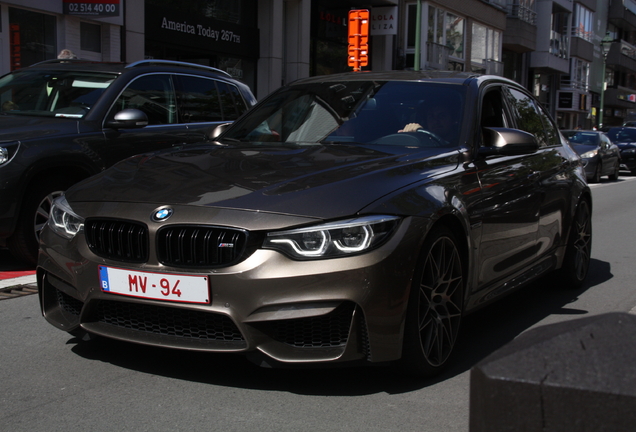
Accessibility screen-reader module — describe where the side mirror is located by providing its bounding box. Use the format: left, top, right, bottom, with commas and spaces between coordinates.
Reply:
207, 122, 232, 140
479, 127, 540, 157
105, 109, 149, 129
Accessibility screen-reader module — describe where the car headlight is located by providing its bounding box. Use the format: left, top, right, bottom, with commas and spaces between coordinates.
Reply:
622, 148, 636, 154
0, 141, 19, 165
49, 195, 84, 239
263, 215, 401, 259
580, 150, 597, 159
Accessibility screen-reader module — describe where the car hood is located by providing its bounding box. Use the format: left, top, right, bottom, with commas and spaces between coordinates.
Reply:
571, 144, 596, 155
0, 115, 78, 141
66, 143, 460, 219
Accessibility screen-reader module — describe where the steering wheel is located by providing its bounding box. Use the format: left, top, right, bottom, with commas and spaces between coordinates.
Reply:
371, 130, 445, 147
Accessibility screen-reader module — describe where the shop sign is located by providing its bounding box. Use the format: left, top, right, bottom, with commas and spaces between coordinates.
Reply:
63, 0, 120, 17
146, 8, 259, 58
370, 7, 397, 36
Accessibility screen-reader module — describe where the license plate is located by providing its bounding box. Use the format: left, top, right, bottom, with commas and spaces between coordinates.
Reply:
99, 266, 210, 304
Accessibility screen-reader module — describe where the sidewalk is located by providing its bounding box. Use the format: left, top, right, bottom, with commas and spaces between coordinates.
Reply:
0, 248, 36, 289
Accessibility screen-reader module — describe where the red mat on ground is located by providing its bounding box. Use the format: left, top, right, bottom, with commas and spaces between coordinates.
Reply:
0, 270, 36, 280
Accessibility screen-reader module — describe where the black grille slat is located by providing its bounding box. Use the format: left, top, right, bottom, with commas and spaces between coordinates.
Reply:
96, 300, 245, 343
85, 219, 149, 263
157, 225, 247, 267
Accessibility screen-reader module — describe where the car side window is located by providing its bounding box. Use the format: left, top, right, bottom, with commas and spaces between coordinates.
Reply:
217, 81, 249, 120
505, 87, 558, 148
111, 74, 176, 125
173, 75, 223, 123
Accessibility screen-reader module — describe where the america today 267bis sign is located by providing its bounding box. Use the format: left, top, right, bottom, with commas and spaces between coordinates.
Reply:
63, 0, 120, 17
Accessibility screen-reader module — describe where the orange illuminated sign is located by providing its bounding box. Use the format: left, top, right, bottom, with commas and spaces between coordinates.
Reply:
348, 9, 369, 71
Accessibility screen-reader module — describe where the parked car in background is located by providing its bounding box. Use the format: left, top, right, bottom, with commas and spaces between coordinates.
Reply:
0, 59, 256, 264
38, 71, 591, 377
605, 127, 636, 175
561, 130, 620, 182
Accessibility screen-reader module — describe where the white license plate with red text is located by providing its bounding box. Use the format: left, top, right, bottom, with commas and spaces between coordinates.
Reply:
99, 266, 210, 304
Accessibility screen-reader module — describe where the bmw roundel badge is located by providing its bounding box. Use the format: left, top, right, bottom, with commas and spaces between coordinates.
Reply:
152, 207, 173, 222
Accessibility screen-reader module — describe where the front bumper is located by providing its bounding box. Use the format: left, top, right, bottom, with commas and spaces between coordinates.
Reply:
37, 203, 426, 366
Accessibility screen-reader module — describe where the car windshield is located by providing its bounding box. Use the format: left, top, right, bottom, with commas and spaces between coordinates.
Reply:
222, 80, 466, 149
564, 131, 599, 145
0, 69, 118, 118
606, 128, 636, 143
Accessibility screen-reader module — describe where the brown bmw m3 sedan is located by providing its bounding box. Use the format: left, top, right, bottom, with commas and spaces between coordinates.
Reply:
37, 70, 592, 377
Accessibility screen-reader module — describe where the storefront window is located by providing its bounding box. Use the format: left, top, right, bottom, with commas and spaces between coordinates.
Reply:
427, 6, 464, 59
9, 8, 56, 70
405, 3, 464, 70
311, 4, 350, 75
472, 24, 501, 63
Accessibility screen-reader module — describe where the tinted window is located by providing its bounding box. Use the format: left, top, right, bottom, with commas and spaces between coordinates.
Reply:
217, 81, 248, 120
564, 132, 600, 145
174, 75, 223, 123
506, 88, 552, 148
224, 81, 466, 148
0, 70, 116, 118
111, 74, 176, 125
606, 127, 636, 143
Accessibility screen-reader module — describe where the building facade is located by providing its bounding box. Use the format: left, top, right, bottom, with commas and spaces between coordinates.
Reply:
1, 0, 635, 126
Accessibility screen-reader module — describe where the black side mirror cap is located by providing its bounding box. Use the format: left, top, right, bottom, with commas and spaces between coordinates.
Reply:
479, 127, 540, 157
105, 108, 149, 129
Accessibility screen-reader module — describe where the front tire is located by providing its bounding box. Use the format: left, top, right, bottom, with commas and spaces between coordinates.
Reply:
590, 162, 601, 183
400, 227, 464, 377
608, 161, 620, 181
556, 199, 592, 289
7, 177, 74, 265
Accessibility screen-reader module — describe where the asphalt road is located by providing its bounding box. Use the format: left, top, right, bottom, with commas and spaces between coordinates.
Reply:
1, 176, 635, 431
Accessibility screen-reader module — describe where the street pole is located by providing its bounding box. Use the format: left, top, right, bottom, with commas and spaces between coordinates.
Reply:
414, 0, 421, 71
600, 58, 606, 129
599, 32, 613, 129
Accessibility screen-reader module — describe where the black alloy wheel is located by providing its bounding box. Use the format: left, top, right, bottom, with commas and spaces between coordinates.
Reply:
557, 199, 592, 289
401, 226, 464, 377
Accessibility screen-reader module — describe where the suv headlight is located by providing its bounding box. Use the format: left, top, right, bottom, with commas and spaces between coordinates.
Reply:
580, 149, 597, 159
263, 215, 400, 259
49, 195, 84, 239
0, 141, 19, 165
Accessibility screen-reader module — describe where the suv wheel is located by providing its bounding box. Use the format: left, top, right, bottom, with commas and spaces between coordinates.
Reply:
8, 177, 75, 265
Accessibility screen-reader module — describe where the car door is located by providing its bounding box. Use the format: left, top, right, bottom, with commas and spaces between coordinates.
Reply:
469, 85, 542, 291
101, 73, 191, 167
599, 134, 618, 175
504, 86, 574, 264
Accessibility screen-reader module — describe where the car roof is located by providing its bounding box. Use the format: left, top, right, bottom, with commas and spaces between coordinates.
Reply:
20, 59, 233, 78
287, 70, 521, 87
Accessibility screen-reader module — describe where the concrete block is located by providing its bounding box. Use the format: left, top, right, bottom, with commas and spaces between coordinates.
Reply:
470, 313, 636, 431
